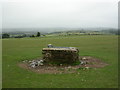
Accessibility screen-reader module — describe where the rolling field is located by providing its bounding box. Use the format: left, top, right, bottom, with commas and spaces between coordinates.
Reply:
2, 35, 118, 88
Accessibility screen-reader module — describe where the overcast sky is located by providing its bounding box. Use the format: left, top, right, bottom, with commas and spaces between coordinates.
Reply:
1, 0, 119, 29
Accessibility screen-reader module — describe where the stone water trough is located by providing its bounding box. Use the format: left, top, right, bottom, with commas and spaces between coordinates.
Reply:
42, 44, 79, 64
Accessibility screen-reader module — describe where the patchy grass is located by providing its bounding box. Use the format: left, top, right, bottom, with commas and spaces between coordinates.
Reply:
2, 35, 118, 88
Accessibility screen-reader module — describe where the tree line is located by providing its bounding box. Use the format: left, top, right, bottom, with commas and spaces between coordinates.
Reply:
2, 32, 42, 38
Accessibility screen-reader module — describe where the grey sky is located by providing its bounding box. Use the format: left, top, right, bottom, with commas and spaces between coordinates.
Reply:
1, 0, 118, 29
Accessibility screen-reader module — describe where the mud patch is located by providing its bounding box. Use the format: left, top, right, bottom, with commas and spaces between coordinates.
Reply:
18, 56, 108, 74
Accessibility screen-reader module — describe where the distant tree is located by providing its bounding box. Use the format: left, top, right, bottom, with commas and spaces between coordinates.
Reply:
43, 34, 46, 36
36, 32, 41, 37
118, 30, 120, 35
32, 35, 35, 37
2, 33, 10, 38
30, 35, 35, 37
14, 36, 24, 38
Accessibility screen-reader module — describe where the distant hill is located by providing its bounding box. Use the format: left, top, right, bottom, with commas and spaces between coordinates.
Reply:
2, 27, 117, 33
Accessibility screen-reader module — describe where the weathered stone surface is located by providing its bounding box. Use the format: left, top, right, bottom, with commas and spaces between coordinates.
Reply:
42, 47, 79, 63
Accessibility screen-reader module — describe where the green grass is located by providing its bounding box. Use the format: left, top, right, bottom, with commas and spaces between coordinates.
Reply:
0, 39, 2, 89
2, 35, 118, 88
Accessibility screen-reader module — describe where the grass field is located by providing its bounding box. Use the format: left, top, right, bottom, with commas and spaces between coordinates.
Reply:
2, 35, 118, 88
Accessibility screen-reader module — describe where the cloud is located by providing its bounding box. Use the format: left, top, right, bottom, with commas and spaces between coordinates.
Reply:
2, 0, 118, 28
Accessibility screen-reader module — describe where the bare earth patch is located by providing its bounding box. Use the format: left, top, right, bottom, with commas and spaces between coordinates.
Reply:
18, 56, 108, 74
